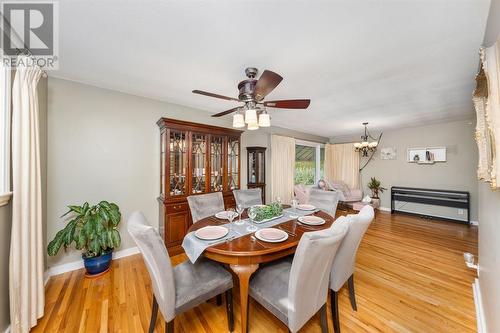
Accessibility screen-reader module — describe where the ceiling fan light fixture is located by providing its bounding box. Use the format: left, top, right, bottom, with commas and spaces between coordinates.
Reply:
245, 108, 258, 124
258, 111, 271, 127
232, 113, 245, 128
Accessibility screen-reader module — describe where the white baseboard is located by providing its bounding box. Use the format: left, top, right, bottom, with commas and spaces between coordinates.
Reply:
473, 278, 487, 333
471, 220, 479, 226
45, 246, 139, 280
379, 206, 391, 212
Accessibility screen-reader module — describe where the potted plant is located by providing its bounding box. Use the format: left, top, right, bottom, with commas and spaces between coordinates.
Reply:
367, 177, 387, 207
47, 201, 121, 277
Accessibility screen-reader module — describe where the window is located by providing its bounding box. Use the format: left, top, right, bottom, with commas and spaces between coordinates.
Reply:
294, 140, 325, 185
0, 63, 11, 206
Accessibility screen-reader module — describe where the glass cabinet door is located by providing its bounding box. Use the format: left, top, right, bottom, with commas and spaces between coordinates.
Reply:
160, 131, 166, 196
210, 136, 223, 192
168, 130, 187, 196
257, 151, 265, 183
191, 133, 207, 194
227, 137, 240, 190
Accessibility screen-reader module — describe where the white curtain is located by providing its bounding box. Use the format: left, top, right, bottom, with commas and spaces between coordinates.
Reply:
324, 143, 360, 189
479, 36, 500, 189
9, 56, 44, 333
271, 135, 295, 204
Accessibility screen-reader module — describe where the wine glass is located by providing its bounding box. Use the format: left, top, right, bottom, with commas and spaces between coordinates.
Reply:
290, 197, 299, 219
235, 204, 244, 225
246, 206, 258, 232
227, 208, 236, 231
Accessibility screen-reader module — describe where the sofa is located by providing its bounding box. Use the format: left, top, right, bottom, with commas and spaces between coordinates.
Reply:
294, 181, 362, 204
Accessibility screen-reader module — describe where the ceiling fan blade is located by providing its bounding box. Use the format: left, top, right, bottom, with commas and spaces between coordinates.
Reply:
264, 99, 311, 109
211, 106, 241, 117
193, 90, 239, 102
254, 70, 283, 101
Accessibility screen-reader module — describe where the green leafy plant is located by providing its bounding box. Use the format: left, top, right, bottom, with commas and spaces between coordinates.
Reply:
253, 202, 283, 222
47, 201, 122, 258
367, 177, 387, 199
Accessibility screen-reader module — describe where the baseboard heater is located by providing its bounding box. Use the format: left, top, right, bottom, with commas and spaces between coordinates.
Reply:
391, 186, 470, 225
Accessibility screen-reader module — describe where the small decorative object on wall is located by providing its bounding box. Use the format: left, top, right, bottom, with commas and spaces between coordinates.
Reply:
407, 147, 446, 164
474, 36, 500, 189
380, 147, 397, 160
47, 201, 122, 277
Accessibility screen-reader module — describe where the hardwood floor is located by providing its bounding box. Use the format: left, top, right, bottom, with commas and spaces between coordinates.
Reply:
33, 212, 478, 332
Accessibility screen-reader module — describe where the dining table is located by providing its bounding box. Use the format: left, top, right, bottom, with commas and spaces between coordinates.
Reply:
186, 207, 336, 333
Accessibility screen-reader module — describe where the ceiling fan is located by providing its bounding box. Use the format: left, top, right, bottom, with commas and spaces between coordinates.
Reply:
192, 67, 310, 130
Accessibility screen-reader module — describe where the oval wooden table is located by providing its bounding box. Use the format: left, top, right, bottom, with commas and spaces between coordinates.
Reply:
187, 209, 336, 333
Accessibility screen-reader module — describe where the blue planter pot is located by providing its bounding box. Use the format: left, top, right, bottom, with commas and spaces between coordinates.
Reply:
83, 249, 113, 277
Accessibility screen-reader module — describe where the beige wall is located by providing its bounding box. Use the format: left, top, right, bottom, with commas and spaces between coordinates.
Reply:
333, 119, 478, 221
478, 1, 500, 331
46, 77, 324, 267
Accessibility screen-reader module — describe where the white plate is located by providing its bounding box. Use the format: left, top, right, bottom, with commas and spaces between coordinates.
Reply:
297, 204, 316, 211
194, 226, 229, 241
215, 211, 237, 219
298, 215, 325, 225
255, 228, 289, 243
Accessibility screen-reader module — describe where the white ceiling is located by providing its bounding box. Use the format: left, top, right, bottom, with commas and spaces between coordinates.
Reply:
52, 0, 491, 138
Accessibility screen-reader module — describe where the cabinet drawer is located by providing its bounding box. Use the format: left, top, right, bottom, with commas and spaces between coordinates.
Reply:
166, 202, 189, 213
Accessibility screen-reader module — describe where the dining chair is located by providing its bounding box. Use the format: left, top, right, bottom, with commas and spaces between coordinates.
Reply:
187, 192, 225, 223
127, 211, 234, 333
248, 220, 349, 333
329, 205, 374, 333
233, 188, 263, 208
308, 188, 340, 217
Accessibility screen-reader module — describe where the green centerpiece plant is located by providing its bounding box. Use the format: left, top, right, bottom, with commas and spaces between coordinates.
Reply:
253, 202, 283, 222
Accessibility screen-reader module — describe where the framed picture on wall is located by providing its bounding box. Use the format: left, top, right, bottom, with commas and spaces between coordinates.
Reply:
380, 147, 397, 160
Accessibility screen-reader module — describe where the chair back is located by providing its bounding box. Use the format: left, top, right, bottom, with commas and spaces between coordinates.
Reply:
287, 219, 349, 332
187, 192, 224, 223
127, 211, 176, 322
233, 188, 262, 208
308, 188, 340, 217
330, 205, 374, 291
293, 184, 310, 204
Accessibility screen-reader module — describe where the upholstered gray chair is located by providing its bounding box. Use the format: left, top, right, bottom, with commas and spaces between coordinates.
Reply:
187, 192, 225, 223
127, 211, 234, 333
329, 205, 374, 333
248, 219, 349, 333
308, 188, 340, 217
233, 188, 263, 208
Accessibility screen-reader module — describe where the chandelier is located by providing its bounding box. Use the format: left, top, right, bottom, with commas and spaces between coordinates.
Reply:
232, 102, 270, 130
354, 122, 379, 157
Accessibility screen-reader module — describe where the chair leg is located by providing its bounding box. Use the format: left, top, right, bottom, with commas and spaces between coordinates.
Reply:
320, 303, 329, 333
225, 290, 234, 332
348, 274, 357, 311
331, 291, 340, 333
246, 296, 250, 333
149, 296, 159, 333
216, 294, 223, 306
165, 319, 174, 333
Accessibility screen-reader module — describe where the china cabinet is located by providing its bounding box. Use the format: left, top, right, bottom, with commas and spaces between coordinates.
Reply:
246, 146, 266, 203
157, 118, 242, 255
